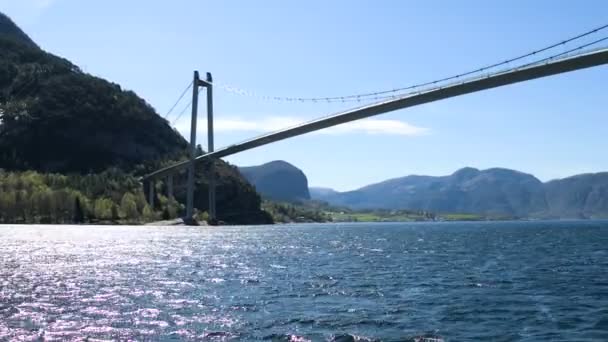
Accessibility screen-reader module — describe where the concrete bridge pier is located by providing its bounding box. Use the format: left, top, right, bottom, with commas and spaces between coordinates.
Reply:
205, 72, 216, 222
167, 174, 174, 199
148, 179, 155, 208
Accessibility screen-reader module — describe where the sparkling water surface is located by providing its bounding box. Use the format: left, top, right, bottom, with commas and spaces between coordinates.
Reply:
1, 221, 607, 341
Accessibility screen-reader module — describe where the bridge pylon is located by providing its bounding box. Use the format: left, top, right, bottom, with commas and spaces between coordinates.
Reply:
185, 71, 216, 223
204, 72, 216, 222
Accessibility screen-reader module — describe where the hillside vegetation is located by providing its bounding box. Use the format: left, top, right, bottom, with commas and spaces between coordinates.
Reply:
0, 13, 271, 224
0, 169, 172, 224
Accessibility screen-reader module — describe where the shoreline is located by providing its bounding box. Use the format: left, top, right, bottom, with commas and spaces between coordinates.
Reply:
1, 217, 607, 227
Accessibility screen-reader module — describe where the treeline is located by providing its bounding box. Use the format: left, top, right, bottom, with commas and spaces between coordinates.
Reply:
361, 209, 437, 220
0, 169, 180, 224
262, 200, 332, 223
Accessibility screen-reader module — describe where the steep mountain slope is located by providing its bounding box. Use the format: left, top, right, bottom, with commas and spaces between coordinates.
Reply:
544, 172, 608, 218
0, 21, 186, 172
239, 160, 311, 202
0, 13, 270, 224
313, 167, 549, 217
0, 13, 36, 47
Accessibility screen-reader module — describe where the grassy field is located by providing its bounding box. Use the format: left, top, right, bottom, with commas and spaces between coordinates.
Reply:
329, 211, 489, 222
263, 200, 498, 223
328, 211, 430, 222
441, 213, 485, 221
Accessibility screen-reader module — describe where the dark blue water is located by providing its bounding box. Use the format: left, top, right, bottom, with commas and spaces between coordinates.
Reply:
1, 221, 607, 341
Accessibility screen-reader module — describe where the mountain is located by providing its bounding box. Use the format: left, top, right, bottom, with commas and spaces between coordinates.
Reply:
309, 187, 340, 200
312, 167, 548, 217
0, 13, 271, 224
311, 167, 608, 219
0, 13, 36, 48
0, 15, 187, 172
239, 160, 311, 202
544, 172, 608, 219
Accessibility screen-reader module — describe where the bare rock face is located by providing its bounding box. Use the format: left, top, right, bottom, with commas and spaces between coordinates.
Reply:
544, 172, 608, 219
239, 160, 311, 202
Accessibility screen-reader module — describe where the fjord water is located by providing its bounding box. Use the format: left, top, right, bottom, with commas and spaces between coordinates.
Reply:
1, 222, 607, 341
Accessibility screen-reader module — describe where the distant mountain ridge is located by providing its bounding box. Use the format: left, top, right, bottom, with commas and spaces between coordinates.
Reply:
309, 187, 340, 199
239, 161, 311, 202
544, 172, 608, 219
311, 167, 608, 219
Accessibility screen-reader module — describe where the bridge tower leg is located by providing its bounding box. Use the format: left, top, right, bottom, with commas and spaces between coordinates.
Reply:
167, 174, 173, 199
148, 179, 155, 208
205, 72, 217, 222
185, 71, 216, 224
185, 71, 200, 220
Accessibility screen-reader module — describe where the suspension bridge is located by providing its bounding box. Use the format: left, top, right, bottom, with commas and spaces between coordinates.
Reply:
143, 25, 608, 224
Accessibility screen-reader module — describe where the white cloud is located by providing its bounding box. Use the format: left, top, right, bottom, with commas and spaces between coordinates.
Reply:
215, 117, 303, 132
175, 116, 429, 137
321, 119, 429, 136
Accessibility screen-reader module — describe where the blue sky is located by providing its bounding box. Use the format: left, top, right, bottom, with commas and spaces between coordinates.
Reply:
3, 1, 608, 191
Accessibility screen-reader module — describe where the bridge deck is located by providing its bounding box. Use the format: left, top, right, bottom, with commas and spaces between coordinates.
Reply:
145, 48, 608, 180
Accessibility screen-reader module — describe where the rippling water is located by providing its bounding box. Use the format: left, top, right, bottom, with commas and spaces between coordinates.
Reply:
1, 221, 607, 341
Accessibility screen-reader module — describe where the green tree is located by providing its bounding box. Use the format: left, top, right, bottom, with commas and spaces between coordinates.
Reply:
111, 204, 119, 222
142, 204, 156, 222
162, 207, 170, 220
93, 198, 113, 221
120, 192, 139, 221
73, 196, 84, 223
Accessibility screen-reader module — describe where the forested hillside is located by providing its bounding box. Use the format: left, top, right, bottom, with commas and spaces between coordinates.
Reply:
0, 12, 271, 224
0, 169, 172, 224
0, 14, 186, 172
